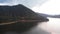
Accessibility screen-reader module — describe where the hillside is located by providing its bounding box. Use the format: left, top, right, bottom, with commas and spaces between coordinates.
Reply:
0, 4, 49, 34
0, 4, 49, 23
37, 13, 60, 18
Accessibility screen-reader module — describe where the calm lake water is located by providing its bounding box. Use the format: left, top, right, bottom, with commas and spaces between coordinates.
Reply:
38, 17, 60, 34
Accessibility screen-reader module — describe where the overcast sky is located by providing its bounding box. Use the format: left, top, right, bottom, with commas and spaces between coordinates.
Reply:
0, 0, 46, 8
0, 0, 60, 15
32, 0, 60, 15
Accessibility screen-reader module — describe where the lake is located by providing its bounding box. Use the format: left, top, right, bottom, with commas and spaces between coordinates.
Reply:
38, 17, 60, 34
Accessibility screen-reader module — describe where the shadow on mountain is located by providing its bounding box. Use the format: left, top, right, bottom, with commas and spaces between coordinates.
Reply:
37, 13, 60, 18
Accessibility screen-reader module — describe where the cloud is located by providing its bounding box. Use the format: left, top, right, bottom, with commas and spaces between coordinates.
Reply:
0, 0, 8, 3
0, 0, 47, 8
32, 0, 60, 15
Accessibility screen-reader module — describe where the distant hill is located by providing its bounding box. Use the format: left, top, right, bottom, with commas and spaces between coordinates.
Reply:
37, 13, 60, 18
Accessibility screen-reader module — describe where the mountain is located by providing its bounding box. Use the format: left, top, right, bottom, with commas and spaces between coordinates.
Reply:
37, 13, 60, 18
0, 4, 49, 34
0, 4, 49, 23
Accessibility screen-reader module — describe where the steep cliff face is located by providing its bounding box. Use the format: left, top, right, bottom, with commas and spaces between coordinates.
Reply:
0, 4, 49, 34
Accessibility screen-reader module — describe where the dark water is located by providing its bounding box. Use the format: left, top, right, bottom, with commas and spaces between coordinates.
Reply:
4, 26, 50, 34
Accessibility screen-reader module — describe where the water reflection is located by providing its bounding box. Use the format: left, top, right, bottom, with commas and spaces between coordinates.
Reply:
38, 17, 60, 34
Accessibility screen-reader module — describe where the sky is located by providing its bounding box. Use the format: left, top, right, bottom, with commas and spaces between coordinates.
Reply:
0, 0, 46, 7
0, 0, 60, 15
32, 0, 60, 15
0, 0, 7, 3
